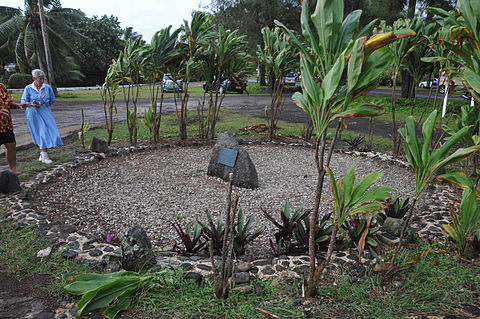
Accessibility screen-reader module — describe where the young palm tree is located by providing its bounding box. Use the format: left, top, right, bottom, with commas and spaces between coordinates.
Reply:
0, 0, 84, 84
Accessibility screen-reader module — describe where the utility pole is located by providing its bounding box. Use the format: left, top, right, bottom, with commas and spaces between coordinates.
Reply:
38, 0, 58, 96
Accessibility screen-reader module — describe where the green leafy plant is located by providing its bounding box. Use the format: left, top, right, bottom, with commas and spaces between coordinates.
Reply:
142, 106, 155, 135
391, 109, 478, 264
343, 135, 366, 150
440, 172, 480, 257
322, 161, 392, 270
263, 201, 310, 253
198, 211, 225, 254
234, 209, 265, 255
65, 271, 165, 319
276, 0, 414, 297
171, 222, 206, 255
343, 213, 380, 253
257, 26, 298, 139
378, 195, 411, 223
294, 213, 333, 251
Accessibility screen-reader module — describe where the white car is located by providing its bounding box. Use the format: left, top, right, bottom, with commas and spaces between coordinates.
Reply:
418, 78, 445, 93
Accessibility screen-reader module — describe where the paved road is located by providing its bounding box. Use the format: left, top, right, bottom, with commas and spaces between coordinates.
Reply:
10, 88, 456, 147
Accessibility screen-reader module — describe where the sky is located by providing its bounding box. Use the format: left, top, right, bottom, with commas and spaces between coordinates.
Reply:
3, 0, 210, 42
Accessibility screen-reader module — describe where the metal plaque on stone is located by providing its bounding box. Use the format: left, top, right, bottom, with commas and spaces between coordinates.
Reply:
218, 147, 238, 167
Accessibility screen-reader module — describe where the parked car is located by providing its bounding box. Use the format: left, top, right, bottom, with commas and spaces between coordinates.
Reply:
203, 76, 247, 94
418, 78, 445, 93
163, 73, 183, 92
283, 72, 297, 86
418, 78, 438, 88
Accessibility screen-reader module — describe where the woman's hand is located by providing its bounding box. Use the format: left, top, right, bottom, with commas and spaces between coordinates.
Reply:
0, 109, 9, 117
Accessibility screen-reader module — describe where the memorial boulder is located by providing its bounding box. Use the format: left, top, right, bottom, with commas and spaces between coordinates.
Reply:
207, 131, 259, 189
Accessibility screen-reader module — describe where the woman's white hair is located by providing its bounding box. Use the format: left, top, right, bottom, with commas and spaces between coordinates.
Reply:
32, 69, 45, 78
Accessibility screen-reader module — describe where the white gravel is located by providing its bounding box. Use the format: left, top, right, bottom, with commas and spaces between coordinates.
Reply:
31, 144, 416, 257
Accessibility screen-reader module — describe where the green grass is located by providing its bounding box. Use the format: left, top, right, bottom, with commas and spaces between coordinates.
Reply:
135, 271, 303, 318
0, 213, 90, 297
315, 245, 480, 318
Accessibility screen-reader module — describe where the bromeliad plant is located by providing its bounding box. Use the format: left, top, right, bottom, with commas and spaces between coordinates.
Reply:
263, 201, 310, 254
234, 208, 265, 256
171, 222, 206, 255
342, 213, 380, 259
390, 109, 479, 265
378, 195, 411, 224
294, 213, 333, 251
276, 0, 414, 297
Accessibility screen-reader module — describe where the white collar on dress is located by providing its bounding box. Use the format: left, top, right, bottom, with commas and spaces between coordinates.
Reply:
29, 82, 46, 93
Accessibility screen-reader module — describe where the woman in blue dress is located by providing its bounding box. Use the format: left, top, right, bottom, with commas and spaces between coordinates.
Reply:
21, 69, 63, 164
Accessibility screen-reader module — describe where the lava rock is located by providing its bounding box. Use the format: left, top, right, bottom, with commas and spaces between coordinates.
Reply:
0, 170, 21, 194
183, 272, 203, 285
120, 225, 156, 271
207, 131, 259, 189
90, 136, 108, 153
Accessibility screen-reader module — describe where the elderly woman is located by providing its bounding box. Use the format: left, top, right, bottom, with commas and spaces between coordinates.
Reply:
21, 69, 62, 164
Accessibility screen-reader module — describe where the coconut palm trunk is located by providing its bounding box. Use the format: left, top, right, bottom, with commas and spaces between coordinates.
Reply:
37, 0, 57, 95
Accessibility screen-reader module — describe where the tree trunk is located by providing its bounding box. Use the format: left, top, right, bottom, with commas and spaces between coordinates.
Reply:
259, 62, 266, 86
401, 69, 414, 99
38, 0, 57, 96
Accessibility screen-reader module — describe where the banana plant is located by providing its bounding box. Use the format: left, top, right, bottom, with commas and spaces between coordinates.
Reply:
257, 26, 298, 140
275, 0, 414, 297
390, 109, 479, 264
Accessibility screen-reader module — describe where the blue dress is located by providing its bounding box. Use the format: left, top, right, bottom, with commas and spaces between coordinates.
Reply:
21, 83, 63, 149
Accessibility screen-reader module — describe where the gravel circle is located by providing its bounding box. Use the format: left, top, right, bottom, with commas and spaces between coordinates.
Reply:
30, 144, 416, 258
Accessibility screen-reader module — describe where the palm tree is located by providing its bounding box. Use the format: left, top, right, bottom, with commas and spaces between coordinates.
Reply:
0, 0, 84, 84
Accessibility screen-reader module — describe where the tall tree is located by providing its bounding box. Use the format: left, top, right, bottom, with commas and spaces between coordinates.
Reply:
0, 1, 84, 84
38, 0, 57, 94
209, 0, 301, 85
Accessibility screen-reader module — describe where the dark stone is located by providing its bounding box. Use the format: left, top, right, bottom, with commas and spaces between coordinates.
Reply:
183, 272, 203, 285
70, 241, 80, 250
382, 217, 415, 242
90, 136, 109, 153
282, 261, 290, 267
196, 264, 212, 271
285, 285, 295, 294
103, 246, 114, 252
120, 225, 156, 271
461, 304, 480, 316
275, 265, 285, 272
261, 267, 275, 275
89, 249, 103, 257
336, 252, 346, 257
351, 263, 366, 277
252, 259, 271, 267
293, 265, 310, 274
234, 272, 251, 284
250, 266, 259, 274
67, 236, 78, 242
0, 170, 21, 194
46, 232, 58, 239
58, 233, 69, 239
34, 312, 56, 319
62, 249, 78, 259
253, 281, 265, 297
180, 263, 194, 271
207, 131, 259, 189
300, 256, 310, 262
83, 244, 95, 250
334, 258, 347, 265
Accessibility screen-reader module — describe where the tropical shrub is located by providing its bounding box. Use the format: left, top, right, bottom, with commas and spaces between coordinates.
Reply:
7, 73, 32, 89
263, 201, 310, 253
378, 195, 411, 224
171, 222, 206, 255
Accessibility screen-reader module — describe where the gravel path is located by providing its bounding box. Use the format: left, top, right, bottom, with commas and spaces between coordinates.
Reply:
31, 144, 416, 257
